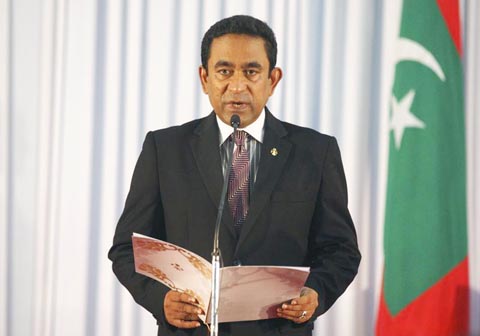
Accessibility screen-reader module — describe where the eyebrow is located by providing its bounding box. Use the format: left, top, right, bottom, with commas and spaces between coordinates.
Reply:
214, 60, 234, 68
213, 60, 263, 69
243, 62, 262, 69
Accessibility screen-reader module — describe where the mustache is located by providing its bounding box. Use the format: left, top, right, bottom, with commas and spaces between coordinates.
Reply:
222, 95, 251, 104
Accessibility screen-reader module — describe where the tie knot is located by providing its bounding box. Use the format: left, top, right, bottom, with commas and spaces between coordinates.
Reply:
232, 130, 248, 147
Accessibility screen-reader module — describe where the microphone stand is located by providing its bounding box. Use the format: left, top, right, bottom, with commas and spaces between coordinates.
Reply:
210, 115, 240, 336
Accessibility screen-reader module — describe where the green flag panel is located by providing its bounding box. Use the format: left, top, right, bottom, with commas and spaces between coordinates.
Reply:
383, 0, 467, 315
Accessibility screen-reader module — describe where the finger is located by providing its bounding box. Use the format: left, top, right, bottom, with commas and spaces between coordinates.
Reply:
276, 311, 308, 324
291, 294, 315, 305
281, 292, 318, 311
169, 311, 201, 321
277, 306, 312, 318
168, 302, 204, 315
279, 301, 316, 312
179, 292, 198, 304
165, 311, 201, 327
165, 296, 204, 315
168, 291, 198, 304
170, 319, 201, 329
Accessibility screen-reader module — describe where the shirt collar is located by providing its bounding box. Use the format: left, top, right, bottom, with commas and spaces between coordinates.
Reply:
216, 108, 265, 146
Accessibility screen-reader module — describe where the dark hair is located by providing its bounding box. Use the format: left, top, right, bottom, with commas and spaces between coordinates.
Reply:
201, 15, 277, 74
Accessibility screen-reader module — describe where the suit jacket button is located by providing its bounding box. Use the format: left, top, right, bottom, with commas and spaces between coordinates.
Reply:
233, 259, 242, 266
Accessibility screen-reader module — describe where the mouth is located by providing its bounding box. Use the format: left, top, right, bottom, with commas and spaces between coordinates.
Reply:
226, 101, 249, 110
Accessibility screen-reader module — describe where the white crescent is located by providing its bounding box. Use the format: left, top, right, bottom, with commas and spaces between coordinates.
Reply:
394, 37, 446, 81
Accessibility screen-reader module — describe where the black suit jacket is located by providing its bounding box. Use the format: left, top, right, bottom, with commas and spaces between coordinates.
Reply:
108, 109, 361, 336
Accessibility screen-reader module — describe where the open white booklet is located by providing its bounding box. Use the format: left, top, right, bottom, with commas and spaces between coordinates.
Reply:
132, 233, 310, 323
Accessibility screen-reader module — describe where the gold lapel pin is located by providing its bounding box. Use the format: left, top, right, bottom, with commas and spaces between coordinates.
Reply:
270, 148, 278, 156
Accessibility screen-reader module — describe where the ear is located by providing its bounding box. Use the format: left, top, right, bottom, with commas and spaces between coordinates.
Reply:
268, 67, 283, 96
199, 66, 209, 94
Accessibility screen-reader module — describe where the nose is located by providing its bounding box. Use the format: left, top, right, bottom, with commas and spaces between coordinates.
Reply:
227, 72, 247, 92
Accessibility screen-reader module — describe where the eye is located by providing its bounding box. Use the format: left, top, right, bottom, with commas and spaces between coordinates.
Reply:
245, 69, 258, 76
218, 69, 231, 76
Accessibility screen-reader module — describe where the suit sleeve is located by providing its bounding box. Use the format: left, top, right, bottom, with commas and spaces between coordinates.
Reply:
108, 131, 170, 325
304, 136, 361, 318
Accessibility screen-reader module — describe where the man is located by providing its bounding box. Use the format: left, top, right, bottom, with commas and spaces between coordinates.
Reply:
109, 15, 360, 336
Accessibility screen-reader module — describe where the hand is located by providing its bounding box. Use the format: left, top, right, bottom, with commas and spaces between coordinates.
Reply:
164, 290, 204, 328
276, 287, 318, 323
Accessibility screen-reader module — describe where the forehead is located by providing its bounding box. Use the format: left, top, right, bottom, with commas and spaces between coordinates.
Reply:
208, 34, 268, 64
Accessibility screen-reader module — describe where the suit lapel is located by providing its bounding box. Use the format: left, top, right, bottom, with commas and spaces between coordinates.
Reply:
189, 112, 237, 240
235, 109, 291, 254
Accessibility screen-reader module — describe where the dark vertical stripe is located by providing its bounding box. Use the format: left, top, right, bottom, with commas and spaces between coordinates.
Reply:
329, 2, 347, 139
86, 1, 107, 335
267, 0, 273, 25
194, 0, 204, 119
366, 0, 384, 332
138, 0, 149, 146
113, 0, 129, 334
6, 0, 14, 335
167, 0, 181, 125
134, 0, 150, 330
246, 0, 252, 14
309, 0, 324, 130
112, 282, 122, 336
220, 0, 225, 18
133, 303, 141, 334
50, 2, 70, 335
39, 0, 60, 333
278, 0, 289, 121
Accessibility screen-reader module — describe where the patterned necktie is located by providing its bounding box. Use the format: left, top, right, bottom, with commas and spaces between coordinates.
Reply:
228, 130, 250, 233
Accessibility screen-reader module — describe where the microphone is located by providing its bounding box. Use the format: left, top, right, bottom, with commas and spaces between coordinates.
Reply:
230, 114, 240, 129
210, 114, 240, 336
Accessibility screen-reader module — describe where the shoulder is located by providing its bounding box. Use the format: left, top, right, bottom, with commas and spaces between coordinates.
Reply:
149, 117, 205, 139
143, 114, 213, 148
280, 120, 335, 147
275, 120, 344, 168
265, 109, 334, 146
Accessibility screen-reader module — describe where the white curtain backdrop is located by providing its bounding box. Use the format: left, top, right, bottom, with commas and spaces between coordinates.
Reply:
0, 1, 479, 335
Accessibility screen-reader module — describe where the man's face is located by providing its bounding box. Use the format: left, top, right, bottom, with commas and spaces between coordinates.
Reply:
199, 34, 282, 128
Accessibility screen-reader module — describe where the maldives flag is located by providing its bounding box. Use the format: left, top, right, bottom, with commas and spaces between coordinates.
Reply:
376, 0, 469, 335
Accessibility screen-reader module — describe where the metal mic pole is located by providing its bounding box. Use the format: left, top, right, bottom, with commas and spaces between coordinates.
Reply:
210, 115, 240, 336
